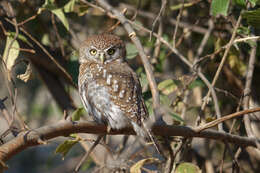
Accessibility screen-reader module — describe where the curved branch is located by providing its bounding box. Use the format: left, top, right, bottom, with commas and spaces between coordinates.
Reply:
0, 120, 259, 164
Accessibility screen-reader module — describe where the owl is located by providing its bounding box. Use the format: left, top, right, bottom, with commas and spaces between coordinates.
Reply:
78, 34, 150, 138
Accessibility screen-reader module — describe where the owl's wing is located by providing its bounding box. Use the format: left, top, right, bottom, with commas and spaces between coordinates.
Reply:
108, 62, 149, 127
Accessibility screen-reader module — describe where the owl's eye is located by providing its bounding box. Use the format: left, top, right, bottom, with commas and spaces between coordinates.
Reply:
107, 48, 116, 55
89, 49, 97, 55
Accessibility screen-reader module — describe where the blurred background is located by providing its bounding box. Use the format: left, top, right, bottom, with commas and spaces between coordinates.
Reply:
0, 0, 260, 172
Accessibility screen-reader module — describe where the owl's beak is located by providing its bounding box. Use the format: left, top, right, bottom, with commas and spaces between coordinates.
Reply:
99, 53, 105, 64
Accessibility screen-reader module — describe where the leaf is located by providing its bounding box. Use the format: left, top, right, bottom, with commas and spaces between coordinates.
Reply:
233, 0, 247, 7
228, 54, 246, 76
76, 5, 90, 16
55, 139, 79, 158
169, 112, 184, 123
3, 34, 20, 80
242, 9, 260, 29
126, 43, 138, 59
41, 33, 51, 46
137, 68, 148, 91
210, 0, 229, 16
175, 162, 201, 173
188, 79, 204, 89
41, 0, 70, 31
158, 79, 178, 95
17, 62, 33, 82
71, 107, 84, 121
205, 116, 216, 123
52, 8, 70, 31
64, 0, 76, 13
249, 0, 258, 6
130, 158, 160, 173
8, 32, 33, 47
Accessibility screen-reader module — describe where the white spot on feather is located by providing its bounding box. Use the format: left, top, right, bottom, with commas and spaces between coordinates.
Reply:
107, 74, 112, 85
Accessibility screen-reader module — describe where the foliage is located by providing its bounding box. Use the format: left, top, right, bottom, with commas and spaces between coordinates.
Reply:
0, 0, 260, 172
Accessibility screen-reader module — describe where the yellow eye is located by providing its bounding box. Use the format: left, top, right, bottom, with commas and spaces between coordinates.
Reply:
89, 49, 97, 55
107, 48, 115, 55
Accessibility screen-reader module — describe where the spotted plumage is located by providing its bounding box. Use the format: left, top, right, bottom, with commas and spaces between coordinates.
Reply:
78, 34, 149, 137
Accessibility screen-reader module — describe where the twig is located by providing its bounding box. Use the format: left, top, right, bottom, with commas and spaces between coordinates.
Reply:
152, 19, 163, 60
150, 0, 167, 41
51, 13, 65, 57
75, 135, 104, 172
17, 14, 37, 26
119, 3, 208, 34
233, 36, 260, 43
194, 19, 214, 61
195, 107, 260, 132
243, 40, 257, 138
172, 0, 184, 47
200, 15, 242, 111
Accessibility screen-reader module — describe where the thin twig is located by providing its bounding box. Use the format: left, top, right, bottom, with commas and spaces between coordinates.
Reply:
243, 40, 257, 138
150, 0, 167, 40
51, 13, 65, 57
201, 15, 242, 111
75, 135, 104, 172
195, 107, 260, 132
172, 0, 184, 47
119, 3, 208, 34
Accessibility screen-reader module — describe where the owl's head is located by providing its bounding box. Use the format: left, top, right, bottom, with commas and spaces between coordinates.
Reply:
79, 34, 126, 64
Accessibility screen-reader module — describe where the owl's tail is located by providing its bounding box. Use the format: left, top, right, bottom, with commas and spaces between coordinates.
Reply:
131, 121, 162, 154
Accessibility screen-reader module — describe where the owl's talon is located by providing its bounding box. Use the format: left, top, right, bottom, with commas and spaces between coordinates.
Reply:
106, 125, 112, 134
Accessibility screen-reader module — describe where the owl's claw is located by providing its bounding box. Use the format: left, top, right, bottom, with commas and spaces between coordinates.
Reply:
106, 125, 112, 134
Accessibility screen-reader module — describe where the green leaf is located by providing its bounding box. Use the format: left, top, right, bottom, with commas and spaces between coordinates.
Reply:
71, 107, 84, 121
64, 0, 76, 13
55, 139, 79, 158
126, 43, 138, 59
227, 52, 246, 76
41, 0, 70, 31
243, 9, 260, 29
249, 0, 258, 6
8, 32, 32, 47
169, 112, 184, 123
188, 79, 204, 89
233, 0, 246, 7
158, 79, 178, 95
3, 34, 20, 78
210, 0, 230, 16
175, 162, 201, 173
237, 26, 250, 35
52, 8, 70, 31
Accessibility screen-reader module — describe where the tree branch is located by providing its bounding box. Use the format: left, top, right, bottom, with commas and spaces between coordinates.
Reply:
0, 119, 259, 165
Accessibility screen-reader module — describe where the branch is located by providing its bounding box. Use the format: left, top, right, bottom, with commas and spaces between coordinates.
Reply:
243, 40, 257, 137
0, 119, 259, 164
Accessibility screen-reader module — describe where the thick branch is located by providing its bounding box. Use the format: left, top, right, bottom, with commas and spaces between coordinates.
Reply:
0, 120, 259, 163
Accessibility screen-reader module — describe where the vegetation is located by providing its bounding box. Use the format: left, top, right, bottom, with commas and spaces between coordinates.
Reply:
0, 0, 260, 172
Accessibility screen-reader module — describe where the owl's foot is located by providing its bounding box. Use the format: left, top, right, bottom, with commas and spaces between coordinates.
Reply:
106, 125, 112, 133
